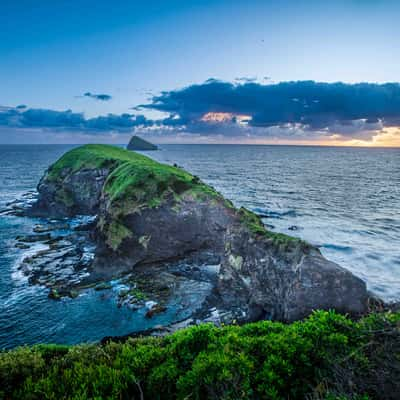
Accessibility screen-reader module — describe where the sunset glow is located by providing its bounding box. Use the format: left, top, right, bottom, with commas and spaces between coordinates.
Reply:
200, 112, 250, 124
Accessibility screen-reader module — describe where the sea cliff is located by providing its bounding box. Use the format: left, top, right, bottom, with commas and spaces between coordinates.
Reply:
27, 144, 369, 323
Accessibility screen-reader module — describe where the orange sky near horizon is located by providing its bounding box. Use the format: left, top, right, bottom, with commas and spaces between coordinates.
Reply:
152, 131, 400, 147
175, 112, 400, 147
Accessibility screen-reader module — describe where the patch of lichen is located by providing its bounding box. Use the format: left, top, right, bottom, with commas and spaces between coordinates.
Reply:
238, 207, 307, 248
54, 188, 74, 208
105, 220, 133, 251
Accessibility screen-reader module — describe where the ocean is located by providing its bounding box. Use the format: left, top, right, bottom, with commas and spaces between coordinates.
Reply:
0, 144, 399, 348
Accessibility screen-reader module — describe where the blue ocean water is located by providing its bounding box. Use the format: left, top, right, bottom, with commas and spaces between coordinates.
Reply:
0, 144, 399, 348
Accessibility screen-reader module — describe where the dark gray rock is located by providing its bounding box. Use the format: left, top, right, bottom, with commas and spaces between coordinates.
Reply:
217, 227, 368, 322
16, 234, 51, 243
33, 223, 69, 233
93, 195, 233, 280
127, 135, 158, 151
29, 168, 109, 217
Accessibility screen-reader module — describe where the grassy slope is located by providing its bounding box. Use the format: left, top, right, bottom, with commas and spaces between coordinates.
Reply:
47, 144, 220, 203
47, 144, 146, 180
47, 144, 304, 249
1, 310, 398, 399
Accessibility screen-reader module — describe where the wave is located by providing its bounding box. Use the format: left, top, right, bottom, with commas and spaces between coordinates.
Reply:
321, 243, 353, 253
252, 207, 297, 219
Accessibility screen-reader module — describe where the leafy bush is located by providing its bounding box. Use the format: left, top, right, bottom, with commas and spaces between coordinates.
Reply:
1, 310, 399, 399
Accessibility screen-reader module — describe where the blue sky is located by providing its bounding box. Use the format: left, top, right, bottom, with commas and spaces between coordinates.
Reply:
1, 0, 400, 145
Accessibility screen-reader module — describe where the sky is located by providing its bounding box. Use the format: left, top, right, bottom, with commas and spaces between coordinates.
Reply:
1, 0, 400, 146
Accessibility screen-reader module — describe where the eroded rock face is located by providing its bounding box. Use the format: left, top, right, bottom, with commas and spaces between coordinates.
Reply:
30, 168, 109, 217
217, 227, 368, 322
93, 195, 236, 279
29, 145, 370, 323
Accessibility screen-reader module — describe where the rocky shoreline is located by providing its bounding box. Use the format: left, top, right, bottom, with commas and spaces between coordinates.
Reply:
6, 193, 221, 320
5, 144, 375, 333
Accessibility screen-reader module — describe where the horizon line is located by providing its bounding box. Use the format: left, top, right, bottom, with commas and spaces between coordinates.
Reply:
0, 142, 399, 149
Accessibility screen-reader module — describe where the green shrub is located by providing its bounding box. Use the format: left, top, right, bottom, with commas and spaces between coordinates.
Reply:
1, 310, 398, 399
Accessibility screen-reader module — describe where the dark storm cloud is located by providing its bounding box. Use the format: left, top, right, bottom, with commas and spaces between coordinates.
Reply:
0, 107, 152, 133
86, 113, 153, 130
140, 80, 400, 134
83, 92, 112, 101
3, 80, 400, 140
20, 108, 85, 128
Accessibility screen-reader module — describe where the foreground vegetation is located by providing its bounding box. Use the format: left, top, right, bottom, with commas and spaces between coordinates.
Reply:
1, 310, 399, 399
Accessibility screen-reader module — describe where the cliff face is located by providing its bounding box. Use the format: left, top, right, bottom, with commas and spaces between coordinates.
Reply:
33, 167, 109, 217
218, 226, 367, 321
31, 144, 369, 322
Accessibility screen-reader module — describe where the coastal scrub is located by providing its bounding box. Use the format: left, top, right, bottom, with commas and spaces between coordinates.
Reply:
1, 310, 398, 399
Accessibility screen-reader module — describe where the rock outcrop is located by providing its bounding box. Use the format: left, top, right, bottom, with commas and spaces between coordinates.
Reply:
127, 135, 158, 151
30, 144, 369, 323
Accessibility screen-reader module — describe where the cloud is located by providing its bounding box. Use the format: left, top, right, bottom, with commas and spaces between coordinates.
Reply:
0, 106, 152, 133
83, 92, 112, 101
2, 80, 400, 145
235, 76, 258, 83
139, 80, 400, 138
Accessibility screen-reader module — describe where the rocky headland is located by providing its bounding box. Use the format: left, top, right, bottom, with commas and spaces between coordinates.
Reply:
17, 144, 371, 329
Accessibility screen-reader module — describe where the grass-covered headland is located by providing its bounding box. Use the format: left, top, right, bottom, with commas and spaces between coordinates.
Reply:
44, 144, 302, 250
1, 310, 399, 399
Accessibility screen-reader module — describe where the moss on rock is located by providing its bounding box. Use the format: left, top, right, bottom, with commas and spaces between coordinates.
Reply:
238, 207, 308, 248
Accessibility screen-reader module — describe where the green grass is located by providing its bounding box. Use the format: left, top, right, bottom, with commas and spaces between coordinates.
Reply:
48, 144, 221, 210
47, 144, 155, 180
1, 310, 398, 399
238, 207, 307, 248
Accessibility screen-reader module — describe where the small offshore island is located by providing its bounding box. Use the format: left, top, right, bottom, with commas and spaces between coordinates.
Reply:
1, 144, 399, 399
127, 135, 158, 151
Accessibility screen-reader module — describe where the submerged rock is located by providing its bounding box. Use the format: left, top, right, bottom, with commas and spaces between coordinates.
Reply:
127, 135, 158, 151
16, 233, 51, 243
29, 144, 370, 323
48, 288, 61, 300
145, 304, 167, 318
33, 223, 69, 233
15, 243, 30, 249
94, 282, 112, 291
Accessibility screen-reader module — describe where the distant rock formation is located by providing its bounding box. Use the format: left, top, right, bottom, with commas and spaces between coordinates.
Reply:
127, 135, 158, 151
29, 144, 369, 323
